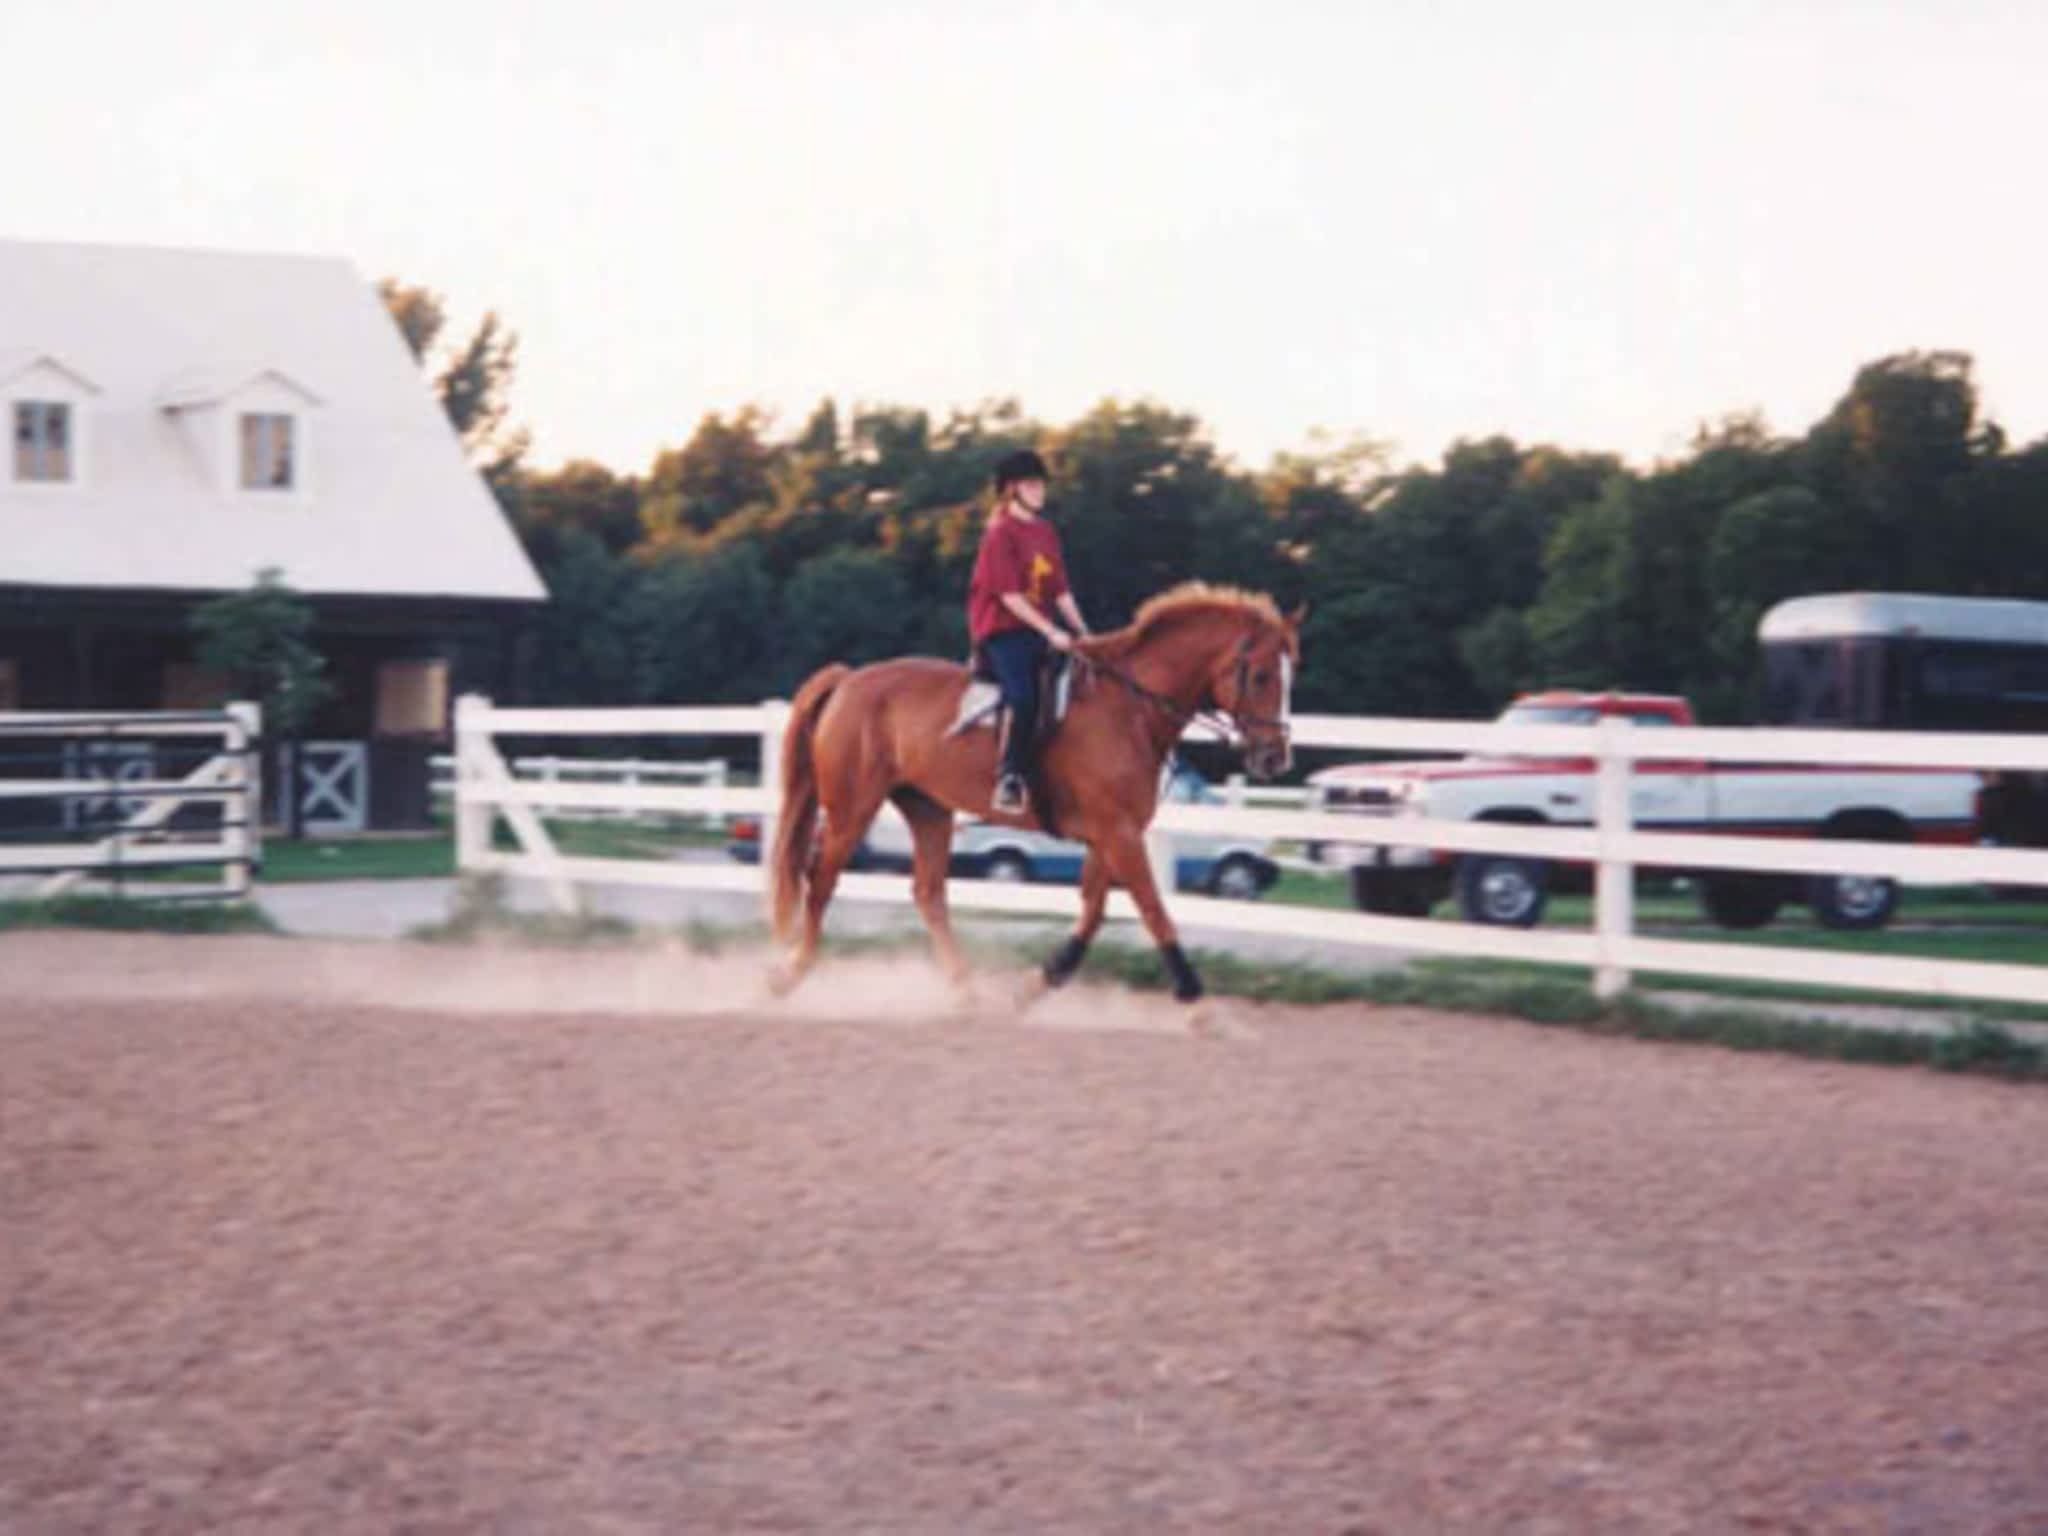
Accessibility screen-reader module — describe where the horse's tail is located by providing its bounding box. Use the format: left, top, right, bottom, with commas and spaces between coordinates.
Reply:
769, 663, 852, 945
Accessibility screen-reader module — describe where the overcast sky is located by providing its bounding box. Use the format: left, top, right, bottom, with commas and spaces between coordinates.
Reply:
7, 1, 2043, 473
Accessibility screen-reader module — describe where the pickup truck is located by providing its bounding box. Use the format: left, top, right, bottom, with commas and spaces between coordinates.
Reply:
1307, 690, 1981, 931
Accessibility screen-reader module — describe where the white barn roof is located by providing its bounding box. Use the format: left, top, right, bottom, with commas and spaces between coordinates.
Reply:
0, 239, 544, 603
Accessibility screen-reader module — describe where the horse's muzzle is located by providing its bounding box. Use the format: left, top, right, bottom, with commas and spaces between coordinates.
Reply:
1246, 732, 1293, 782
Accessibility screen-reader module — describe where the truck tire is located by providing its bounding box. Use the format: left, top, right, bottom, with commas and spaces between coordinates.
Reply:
1806, 872, 1898, 931
1807, 813, 1906, 931
1698, 873, 1784, 930
1350, 865, 1435, 917
1454, 854, 1549, 928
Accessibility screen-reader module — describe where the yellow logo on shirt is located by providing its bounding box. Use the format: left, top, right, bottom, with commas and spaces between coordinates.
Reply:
1028, 553, 1055, 606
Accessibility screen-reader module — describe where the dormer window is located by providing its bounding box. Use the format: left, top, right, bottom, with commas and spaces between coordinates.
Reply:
3, 356, 96, 488
157, 366, 317, 499
13, 400, 72, 482
240, 412, 296, 490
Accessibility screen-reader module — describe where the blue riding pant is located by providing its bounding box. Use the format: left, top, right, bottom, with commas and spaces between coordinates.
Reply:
981, 628, 1048, 778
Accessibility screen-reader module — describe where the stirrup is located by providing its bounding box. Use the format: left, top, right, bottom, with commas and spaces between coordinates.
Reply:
992, 773, 1028, 814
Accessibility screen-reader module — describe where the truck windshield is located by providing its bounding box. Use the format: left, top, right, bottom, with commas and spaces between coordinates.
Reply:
1497, 705, 1600, 727
1496, 704, 1679, 729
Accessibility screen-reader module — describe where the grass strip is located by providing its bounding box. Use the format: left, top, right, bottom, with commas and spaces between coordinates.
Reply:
408, 897, 2046, 1082
0, 895, 278, 936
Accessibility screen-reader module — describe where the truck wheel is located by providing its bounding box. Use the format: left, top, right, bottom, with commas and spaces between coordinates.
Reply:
1455, 855, 1549, 928
1698, 873, 1784, 930
1807, 873, 1898, 931
1350, 865, 1435, 917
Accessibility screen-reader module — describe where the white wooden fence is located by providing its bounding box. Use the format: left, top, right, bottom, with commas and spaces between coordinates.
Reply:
0, 705, 262, 899
452, 695, 2048, 1009
430, 752, 730, 825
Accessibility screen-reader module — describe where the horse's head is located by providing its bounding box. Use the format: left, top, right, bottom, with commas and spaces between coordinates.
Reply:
1212, 605, 1305, 781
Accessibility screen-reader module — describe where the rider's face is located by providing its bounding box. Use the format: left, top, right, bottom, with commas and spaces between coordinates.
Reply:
1010, 477, 1048, 513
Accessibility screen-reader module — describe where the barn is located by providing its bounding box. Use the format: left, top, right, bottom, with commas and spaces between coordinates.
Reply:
0, 239, 545, 830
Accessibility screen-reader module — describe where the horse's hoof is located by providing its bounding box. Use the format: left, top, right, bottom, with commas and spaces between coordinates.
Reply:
1186, 999, 1256, 1041
1010, 970, 1053, 1013
943, 972, 979, 1019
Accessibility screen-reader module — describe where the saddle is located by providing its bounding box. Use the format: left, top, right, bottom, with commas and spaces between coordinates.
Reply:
947, 649, 1076, 742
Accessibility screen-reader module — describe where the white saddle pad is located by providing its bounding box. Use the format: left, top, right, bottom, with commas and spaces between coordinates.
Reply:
946, 667, 1075, 738
949, 681, 1003, 736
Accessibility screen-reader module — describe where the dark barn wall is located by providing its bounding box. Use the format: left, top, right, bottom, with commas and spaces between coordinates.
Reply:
2, 586, 535, 830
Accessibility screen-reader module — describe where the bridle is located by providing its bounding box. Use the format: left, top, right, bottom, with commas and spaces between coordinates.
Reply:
1082, 632, 1292, 750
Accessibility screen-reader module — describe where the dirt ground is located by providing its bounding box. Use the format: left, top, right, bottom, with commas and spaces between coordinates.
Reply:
4, 931, 2047, 1533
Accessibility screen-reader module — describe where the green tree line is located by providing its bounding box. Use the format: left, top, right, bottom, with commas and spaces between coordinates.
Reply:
384, 283, 2048, 723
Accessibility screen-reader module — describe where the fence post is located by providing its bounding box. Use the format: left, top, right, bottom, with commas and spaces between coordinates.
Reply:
454, 694, 492, 872
539, 755, 561, 817
224, 701, 263, 899
1146, 826, 1177, 905
758, 701, 789, 901
706, 759, 729, 830
1594, 716, 1634, 1000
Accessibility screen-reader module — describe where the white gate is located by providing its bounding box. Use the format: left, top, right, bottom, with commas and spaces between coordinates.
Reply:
0, 705, 263, 899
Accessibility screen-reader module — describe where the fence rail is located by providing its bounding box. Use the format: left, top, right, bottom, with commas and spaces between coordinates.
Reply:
0, 705, 263, 899
452, 695, 2048, 1009
430, 752, 732, 826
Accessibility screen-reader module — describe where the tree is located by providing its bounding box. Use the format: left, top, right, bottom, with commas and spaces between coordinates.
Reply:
514, 459, 643, 562
641, 408, 779, 542
376, 277, 528, 481
1800, 350, 1985, 588
1705, 483, 1863, 711
777, 549, 915, 686
375, 277, 445, 362
190, 568, 333, 839
525, 532, 641, 706
435, 311, 528, 470
631, 544, 780, 704
1457, 607, 1539, 705
1527, 479, 1636, 689
1051, 399, 1286, 625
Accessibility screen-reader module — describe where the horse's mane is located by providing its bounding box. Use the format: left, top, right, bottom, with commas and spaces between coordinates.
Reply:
1093, 582, 1295, 659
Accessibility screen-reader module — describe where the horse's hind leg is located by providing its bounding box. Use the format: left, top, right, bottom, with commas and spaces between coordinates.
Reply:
893, 789, 967, 988
774, 784, 886, 998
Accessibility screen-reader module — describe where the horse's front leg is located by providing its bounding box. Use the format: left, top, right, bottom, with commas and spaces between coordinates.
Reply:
1043, 850, 1111, 987
1100, 829, 1204, 1004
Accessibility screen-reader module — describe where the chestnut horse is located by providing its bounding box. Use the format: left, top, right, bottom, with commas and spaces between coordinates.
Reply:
768, 584, 1303, 1005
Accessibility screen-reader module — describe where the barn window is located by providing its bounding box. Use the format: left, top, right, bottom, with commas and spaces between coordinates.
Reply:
12, 401, 72, 482
239, 412, 296, 490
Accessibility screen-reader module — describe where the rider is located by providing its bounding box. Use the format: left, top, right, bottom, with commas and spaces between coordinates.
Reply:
967, 448, 1090, 814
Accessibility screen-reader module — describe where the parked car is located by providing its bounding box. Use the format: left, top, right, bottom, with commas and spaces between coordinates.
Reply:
727, 759, 1280, 899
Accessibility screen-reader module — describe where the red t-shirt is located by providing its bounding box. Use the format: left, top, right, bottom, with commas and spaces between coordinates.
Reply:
968, 512, 1071, 643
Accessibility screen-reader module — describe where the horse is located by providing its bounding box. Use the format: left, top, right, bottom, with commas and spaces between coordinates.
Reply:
767, 583, 1303, 1007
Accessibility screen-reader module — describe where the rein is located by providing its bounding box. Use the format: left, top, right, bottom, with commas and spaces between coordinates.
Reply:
1079, 634, 1287, 744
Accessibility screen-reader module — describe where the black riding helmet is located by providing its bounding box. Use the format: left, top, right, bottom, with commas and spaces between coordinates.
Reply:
993, 448, 1050, 491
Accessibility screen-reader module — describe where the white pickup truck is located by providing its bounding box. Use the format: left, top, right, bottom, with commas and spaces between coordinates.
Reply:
1308, 690, 1981, 930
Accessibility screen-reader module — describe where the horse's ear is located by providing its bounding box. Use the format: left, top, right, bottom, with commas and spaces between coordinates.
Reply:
1286, 602, 1310, 630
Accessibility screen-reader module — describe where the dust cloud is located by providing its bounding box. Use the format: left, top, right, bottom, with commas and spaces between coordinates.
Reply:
0, 931, 1253, 1040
